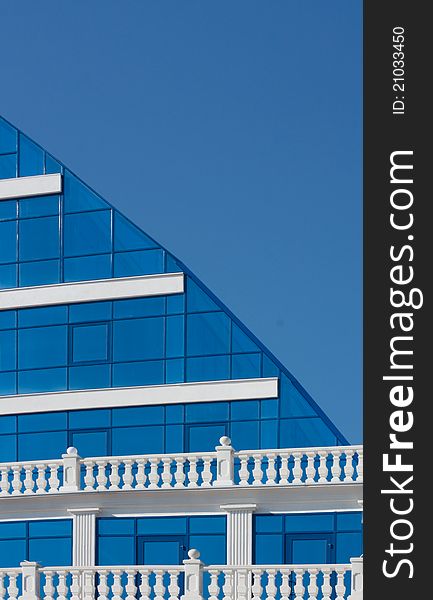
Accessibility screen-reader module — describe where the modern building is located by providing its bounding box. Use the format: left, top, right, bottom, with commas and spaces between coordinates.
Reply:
0, 115, 363, 599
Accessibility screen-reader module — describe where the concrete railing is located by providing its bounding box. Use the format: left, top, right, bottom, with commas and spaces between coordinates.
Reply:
0, 438, 362, 496
0, 552, 363, 600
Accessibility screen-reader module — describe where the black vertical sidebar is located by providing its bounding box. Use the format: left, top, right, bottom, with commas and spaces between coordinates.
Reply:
364, 2, 429, 598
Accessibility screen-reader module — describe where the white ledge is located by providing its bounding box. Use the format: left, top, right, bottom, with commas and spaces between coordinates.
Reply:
0, 272, 184, 310
0, 377, 279, 415
0, 173, 62, 200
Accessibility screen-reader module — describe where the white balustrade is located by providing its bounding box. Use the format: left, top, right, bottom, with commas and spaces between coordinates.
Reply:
0, 442, 362, 496
0, 553, 361, 600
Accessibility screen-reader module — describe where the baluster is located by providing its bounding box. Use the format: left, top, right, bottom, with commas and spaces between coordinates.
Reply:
84, 460, 96, 491
222, 570, 233, 600
139, 570, 151, 600
356, 449, 363, 483
321, 568, 332, 600
344, 449, 355, 482
161, 458, 173, 488
265, 569, 277, 600
278, 452, 290, 486
279, 569, 291, 600
0, 466, 10, 495
293, 569, 305, 600
148, 458, 160, 489
252, 454, 263, 486
201, 457, 213, 487
0, 573, 6, 600
135, 459, 147, 489
122, 459, 134, 490
48, 463, 60, 493
70, 570, 81, 600
305, 451, 317, 484
36, 464, 48, 494
125, 569, 137, 600
318, 450, 329, 483
109, 460, 121, 490
82, 570, 96, 600
43, 571, 55, 600
153, 570, 165, 600
168, 569, 180, 600
23, 464, 34, 494
96, 460, 108, 490
238, 454, 250, 486
174, 457, 186, 488
292, 452, 303, 485
335, 567, 346, 600
208, 569, 221, 600
331, 451, 342, 483
251, 569, 263, 600
236, 569, 249, 600
6, 573, 19, 600
111, 569, 124, 600
56, 570, 68, 600
187, 457, 199, 488
97, 570, 110, 600
265, 453, 277, 485
307, 568, 319, 600
11, 465, 22, 495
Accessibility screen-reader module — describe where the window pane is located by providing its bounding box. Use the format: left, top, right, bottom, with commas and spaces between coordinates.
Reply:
336, 512, 362, 531
18, 431, 67, 461
231, 420, 259, 450
187, 423, 227, 452
0, 220, 17, 264
18, 306, 67, 328
29, 538, 72, 567
29, 520, 72, 537
280, 375, 317, 418
231, 323, 259, 353
186, 279, 219, 313
98, 519, 135, 535
19, 216, 60, 261
0, 264, 17, 289
69, 301, 112, 323
114, 249, 164, 277
279, 418, 336, 447
112, 361, 164, 387
69, 409, 111, 429
70, 430, 109, 457
18, 412, 67, 433
186, 402, 229, 423
0, 310, 16, 330
19, 259, 60, 286
69, 364, 111, 390
113, 318, 164, 361
0, 415, 16, 434
0, 118, 17, 153
114, 213, 158, 251
231, 400, 259, 421
19, 196, 59, 218
166, 315, 184, 358
98, 536, 134, 565
187, 312, 230, 356
113, 297, 165, 319
18, 367, 67, 394
112, 425, 164, 455
0, 371, 16, 395
0, 540, 26, 568
112, 406, 164, 427
165, 424, 183, 453
18, 325, 68, 369
285, 514, 334, 533
64, 254, 112, 282
186, 355, 230, 382
64, 210, 112, 257
189, 535, 225, 564
231, 353, 261, 379
0, 330, 16, 371
0, 200, 17, 221
336, 532, 363, 563
18, 135, 44, 177
255, 516, 284, 533
255, 534, 283, 563
0, 154, 17, 179
165, 358, 184, 383
72, 323, 109, 363
137, 517, 186, 535
0, 434, 16, 462
64, 171, 109, 213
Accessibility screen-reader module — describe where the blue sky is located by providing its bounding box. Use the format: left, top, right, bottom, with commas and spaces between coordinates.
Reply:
0, 1, 362, 442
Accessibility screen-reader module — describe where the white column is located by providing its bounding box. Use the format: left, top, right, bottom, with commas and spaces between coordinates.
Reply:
68, 508, 100, 566
221, 504, 256, 565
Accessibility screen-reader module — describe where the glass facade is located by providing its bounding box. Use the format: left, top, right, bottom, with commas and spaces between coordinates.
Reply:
0, 116, 360, 575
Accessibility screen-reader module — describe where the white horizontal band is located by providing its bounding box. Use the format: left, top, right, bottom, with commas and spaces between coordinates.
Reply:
0, 378, 279, 415
0, 273, 184, 310
0, 173, 62, 200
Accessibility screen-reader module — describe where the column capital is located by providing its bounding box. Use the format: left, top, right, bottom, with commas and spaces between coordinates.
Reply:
67, 507, 101, 516
220, 503, 257, 513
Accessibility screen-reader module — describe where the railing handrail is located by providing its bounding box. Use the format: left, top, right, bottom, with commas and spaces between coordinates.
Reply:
0, 443, 363, 469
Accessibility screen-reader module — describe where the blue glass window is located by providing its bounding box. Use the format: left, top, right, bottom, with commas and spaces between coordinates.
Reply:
166, 358, 184, 383
19, 216, 60, 261
336, 532, 363, 563
70, 430, 109, 457
113, 297, 165, 319
114, 249, 164, 277
69, 364, 111, 390
63, 171, 109, 213
0, 153, 16, 179
19, 196, 59, 218
18, 412, 67, 433
186, 402, 229, 423
280, 376, 317, 418
18, 306, 67, 328
0, 371, 16, 395
18, 431, 68, 461
18, 367, 67, 394
187, 423, 227, 452
186, 355, 230, 382
112, 360, 164, 387
72, 323, 109, 363
336, 512, 362, 531
0, 330, 16, 371
69, 301, 112, 323
113, 317, 164, 361
112, 425, 164, 455
98, 536, 135, 565
231, 400, 259, 421
0, 415, 16, 434
112, 406, 164, 427
19, 259, 60, 286
285, 514, 334, 533
64, 210, 112, 257
114, 213, 158, 251
279, 417, 336, 447
0, 263, 17, 288
187, 312, 230, 356
64, 254, 112, 282
166, 315, 184, 358
0, 310, 16, 330
29, 538, 71, 566
231, 324, 260, 353
0, 118, 17, 154
18, 325, 68, 369
231, 420, 259, 449
98, 519, 135, 536
231, 353, 261, 379
19, 135, 44, 177
186, 279, 219, 313
0, 220, 17, 263
0, 200, 16, 221
69, 409, 111, 429
0, 434, 16, 461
